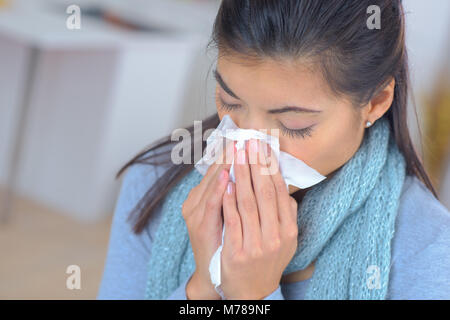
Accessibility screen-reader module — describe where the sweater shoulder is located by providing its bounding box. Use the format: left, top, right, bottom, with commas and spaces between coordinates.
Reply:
97, 144, 174, 299
387, 174, 450, 299
117, 144, 175, 239
392, 174, 450, 255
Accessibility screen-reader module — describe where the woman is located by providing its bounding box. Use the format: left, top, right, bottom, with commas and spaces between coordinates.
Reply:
98, 0, 450, 300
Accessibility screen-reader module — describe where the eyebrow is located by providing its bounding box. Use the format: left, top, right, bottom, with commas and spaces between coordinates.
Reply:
214, 68, 241, 99
213, 68, 322, 114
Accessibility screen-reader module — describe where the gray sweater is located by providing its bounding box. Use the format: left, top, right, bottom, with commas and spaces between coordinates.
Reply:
97, 160, 450, 299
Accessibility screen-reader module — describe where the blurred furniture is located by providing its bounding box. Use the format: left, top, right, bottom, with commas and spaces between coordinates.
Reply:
0, 0, 218, 223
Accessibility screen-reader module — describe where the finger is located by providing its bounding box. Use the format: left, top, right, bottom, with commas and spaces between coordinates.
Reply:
202, 138, 235, 198
248, 139, 280, 245
261, 140, 296, 227
222, 181, 243, 254
234, 141, 262, 252
184, 139, 234, 219
192, 139, 235, 203
199, 168, 230, 223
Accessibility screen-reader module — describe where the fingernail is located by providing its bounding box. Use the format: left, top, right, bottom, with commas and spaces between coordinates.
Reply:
227, 181, 232, 194
219, 169, 227, 181
250, 139, 258, 153
258, 140, 266, 165
225, 141, 234, 165
262, 142, 271, 165
237, 148, 246, 164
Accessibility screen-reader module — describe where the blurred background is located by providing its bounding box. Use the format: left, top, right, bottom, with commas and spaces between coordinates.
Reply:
0, 0, 449, 299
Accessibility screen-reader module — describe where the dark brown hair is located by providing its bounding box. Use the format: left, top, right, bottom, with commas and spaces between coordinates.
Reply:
117, 0, 438, 234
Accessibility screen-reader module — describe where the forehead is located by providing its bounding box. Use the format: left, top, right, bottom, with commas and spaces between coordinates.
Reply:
216, 55, 337, 106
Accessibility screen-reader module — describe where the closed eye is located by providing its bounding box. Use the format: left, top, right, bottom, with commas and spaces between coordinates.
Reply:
278, 122, 315, 139
218, 100, 241, 112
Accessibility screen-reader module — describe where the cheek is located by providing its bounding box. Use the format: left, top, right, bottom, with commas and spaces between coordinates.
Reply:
278, 136, 322, 169
215, 88, 225, 115
217, 109, 226, 119
215, 95, 222, 113
215, 102, 229, 121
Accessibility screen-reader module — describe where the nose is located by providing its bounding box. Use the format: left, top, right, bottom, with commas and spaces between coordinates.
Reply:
233, 113, 265, 132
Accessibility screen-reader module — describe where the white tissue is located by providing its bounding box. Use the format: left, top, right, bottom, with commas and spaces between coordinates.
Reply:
194, 114, 327, 299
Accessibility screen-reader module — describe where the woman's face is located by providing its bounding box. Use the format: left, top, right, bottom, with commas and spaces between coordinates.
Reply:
214, 56, 373, 195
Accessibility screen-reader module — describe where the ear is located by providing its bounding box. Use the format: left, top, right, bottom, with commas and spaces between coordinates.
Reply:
365, 77, 396, 123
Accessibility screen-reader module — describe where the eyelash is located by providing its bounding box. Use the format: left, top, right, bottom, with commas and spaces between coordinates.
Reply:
279, 122, 315, 139
219, 100, 240, 112
218, 100, 315, 139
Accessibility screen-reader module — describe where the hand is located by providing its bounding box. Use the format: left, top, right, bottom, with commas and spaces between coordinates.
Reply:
220, 138, 299, 300
182, 139, 235, 299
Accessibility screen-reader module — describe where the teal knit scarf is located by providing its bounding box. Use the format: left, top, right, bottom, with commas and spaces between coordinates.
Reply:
144, 116, 407, 299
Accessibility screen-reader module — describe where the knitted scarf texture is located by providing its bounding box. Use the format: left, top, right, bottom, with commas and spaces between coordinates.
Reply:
144, 116, 407, 299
